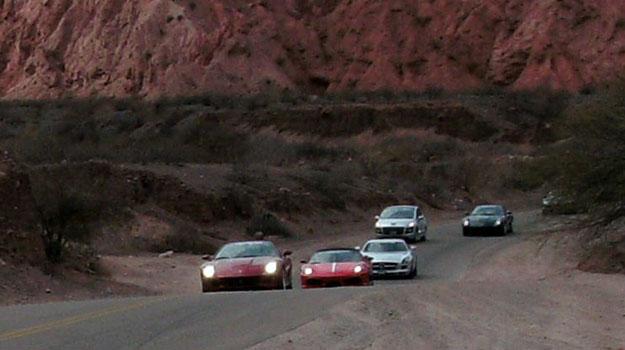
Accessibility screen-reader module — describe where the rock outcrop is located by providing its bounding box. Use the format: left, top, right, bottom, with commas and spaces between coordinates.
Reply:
1, 0, 624, 98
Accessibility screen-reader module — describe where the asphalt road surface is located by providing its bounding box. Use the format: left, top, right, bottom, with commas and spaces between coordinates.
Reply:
0, 212, 540, 350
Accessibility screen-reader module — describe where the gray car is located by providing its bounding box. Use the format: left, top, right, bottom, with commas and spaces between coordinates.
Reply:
360, 239, 417, 278
374, 205, 428, 242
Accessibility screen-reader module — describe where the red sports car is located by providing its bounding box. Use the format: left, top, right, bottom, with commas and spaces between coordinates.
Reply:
200, 241, 293, 292
300, 248, 373, 289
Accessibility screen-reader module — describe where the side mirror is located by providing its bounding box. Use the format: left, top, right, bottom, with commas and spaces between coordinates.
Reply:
507, 211, 512, 216
283, 250, 292, 257
374, 215, 380, 220
300, 260, 307, 264
354, 246, 361, 251
464, 212, 470, 216
202, 255, 213, 261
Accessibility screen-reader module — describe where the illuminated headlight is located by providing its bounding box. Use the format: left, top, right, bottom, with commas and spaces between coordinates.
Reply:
303, 267, 313, 275
495, 218, 503, 226
463, 219, 470, 227
202, 265, 215, 279
408, 222, 416, 227
265, 261, 278, 274
354, 265, 363, 273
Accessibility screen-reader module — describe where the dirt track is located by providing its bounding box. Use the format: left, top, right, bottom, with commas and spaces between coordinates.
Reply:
251, 217, 625, 350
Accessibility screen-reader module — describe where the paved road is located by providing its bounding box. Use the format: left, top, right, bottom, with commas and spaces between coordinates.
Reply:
0, 211, 540, 350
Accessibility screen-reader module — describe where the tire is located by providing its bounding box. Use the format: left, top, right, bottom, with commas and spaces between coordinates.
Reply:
201, 282, 212, 293
463, 229, 470, 237
420, 232, 427, 242
287, 273, 293, 290
508, 224, 514, 234
408, 261, 418, 279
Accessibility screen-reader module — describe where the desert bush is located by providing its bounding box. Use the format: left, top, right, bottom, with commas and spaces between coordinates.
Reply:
294, 168, 351, 209
294, 141, 345, 160
30, 177, 99, 263
539, 83, 625, 217
246, 212, 292, 237
155, 221, 217, 254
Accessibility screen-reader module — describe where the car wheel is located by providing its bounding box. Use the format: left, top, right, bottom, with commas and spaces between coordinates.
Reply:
202, 282, 212, 293
408, 262, 417, 279
463, 229, 470, 237
287, 273, 293, 290
420, 232, 427, 242
508, 224, 514, 234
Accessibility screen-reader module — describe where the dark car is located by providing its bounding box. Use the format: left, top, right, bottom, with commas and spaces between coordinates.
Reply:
542, 191, 577, 215
200, 241, 292, 292
300, 248, 372, 288
462, 205, 513, 236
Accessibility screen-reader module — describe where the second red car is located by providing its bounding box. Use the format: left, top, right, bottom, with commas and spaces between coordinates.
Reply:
300, 248, 372, 288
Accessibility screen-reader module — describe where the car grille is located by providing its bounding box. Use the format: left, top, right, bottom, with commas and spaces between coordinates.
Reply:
219, 276, 263, 290
372, 262, 399, 270
381, 227, 405, 235
305, 277, 364, 288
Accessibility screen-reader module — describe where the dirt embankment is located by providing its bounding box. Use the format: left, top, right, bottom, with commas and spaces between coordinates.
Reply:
1, 0, 625, 98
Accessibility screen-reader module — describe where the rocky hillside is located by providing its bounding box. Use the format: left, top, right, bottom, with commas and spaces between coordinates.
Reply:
1, 0, 624, 99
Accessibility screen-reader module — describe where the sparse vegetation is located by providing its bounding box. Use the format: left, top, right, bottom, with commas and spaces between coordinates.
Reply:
0, 89, 564, 264
247, 212, 292, 237
541, 83, 625, 218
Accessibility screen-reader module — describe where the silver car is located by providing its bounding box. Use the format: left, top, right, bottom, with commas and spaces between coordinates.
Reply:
374, 205, 428, 242
360, 239, 417, 278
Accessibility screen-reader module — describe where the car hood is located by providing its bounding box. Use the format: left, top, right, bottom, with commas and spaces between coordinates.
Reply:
466, 215, 503, 225
376, 218, 414, 227
202, 256, 280, 277
304, 262, 364, 277
362, 252, 410, 263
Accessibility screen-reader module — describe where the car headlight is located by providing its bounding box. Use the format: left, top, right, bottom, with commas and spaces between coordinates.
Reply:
463, 219, 470, 227
402, 256, 412, 264
303, 267, 313, 275
202, 265, 215, 278
375, 221, 381, 228
408, 222, 416, 227
495, 218, 503, 226
265, 261, 278, 274
354, 265, 363, 273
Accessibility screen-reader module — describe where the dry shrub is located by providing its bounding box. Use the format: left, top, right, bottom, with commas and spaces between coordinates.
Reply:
155, 221, 217, 254
246, 212, 292, 237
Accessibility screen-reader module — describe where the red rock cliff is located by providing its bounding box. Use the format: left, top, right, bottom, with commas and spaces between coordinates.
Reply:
1, 0, 624, 98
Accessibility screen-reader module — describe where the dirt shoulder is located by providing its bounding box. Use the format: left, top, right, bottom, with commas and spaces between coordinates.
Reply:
249, 217, 625, 350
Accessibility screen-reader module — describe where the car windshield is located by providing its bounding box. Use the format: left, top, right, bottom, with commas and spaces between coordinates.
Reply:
363, 242, 408, 253
215, 242, 280, 259
380, 207, 415, 219
472, 206, 504, 216
309, 250, 362, 263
